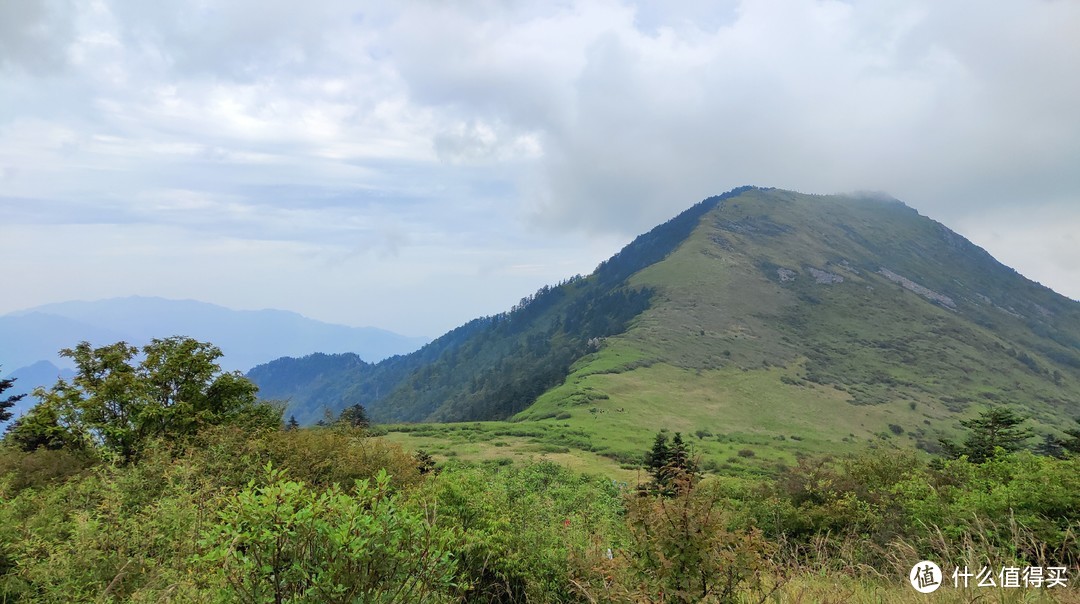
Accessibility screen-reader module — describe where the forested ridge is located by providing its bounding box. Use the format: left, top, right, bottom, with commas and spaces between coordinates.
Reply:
248, 187, 755, 425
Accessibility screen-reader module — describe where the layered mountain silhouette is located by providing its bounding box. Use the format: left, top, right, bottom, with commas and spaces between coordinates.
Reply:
0, 298, 428, 427
0, 361, 75, 431
250, 187, 1080, 448
1, 297, 428, 374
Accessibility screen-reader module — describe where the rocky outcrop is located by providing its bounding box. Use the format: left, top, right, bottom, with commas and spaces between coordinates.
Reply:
878, 268, 956, 308
808, 267, 844, 284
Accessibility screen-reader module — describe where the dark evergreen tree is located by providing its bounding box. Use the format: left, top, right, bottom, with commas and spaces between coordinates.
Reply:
936, 438, 964, 461
1033, 433, 1066, 459
941, 407, 1033, 463
0, 367, 26, 423
286, 415, 300, 431
669, 432, 689, 470
645, 432, 670, 474
643, 430, 699, 496
338, 403, 370, 428
1062, 418, 1080, 455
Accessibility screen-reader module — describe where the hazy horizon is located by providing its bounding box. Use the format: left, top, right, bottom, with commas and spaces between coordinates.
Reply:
3, 1, 1078, 337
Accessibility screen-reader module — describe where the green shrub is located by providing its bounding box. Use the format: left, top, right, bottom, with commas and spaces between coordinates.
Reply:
0, 446, 96, 493
428, 461, 623, 602
184, 425, 423, 490
572, 477, 774, 604
197, 465, 456, 603
895, 452, 1080, 566
0, 452, 217, 602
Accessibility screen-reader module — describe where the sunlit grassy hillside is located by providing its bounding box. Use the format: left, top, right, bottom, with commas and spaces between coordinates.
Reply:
252, 187, 1080, 472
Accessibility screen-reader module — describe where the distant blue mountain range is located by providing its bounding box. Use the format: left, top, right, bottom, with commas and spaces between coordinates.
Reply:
0, 296, 427, 428
0, 360, 76, 430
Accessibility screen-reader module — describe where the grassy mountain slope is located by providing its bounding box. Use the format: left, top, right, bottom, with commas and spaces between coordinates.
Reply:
252, 187, 1080, 468
513, 188, 1080, 470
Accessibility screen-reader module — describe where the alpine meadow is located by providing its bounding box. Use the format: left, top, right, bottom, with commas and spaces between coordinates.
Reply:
7, 1, 1080, 600
253, 188, 1080, 474
4, 187, 1079, 603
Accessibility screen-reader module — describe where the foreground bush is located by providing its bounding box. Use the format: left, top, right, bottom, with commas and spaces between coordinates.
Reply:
198, 465, 456, 604
182, 424, 424, 491
740, 448, 1080, 572
429, 461, 624, 602
2, 429, 1077, 603
0, 427, 428, 602
895, 452, 1080, 568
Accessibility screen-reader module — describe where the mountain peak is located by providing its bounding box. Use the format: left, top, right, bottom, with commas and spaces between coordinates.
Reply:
251, 187, 1080, 461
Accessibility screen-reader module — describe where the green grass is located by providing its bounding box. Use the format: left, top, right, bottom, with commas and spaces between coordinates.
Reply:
379, 421, 643, 482
382, 356, 946, 480
520, 355, 952, 471
378, 189, 1080, 482
577, 190, 1076, 441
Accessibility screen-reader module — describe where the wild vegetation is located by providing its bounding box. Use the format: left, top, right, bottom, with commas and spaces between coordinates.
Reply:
2, 343, 1078, 601
4, 338, 277, 462
2, 427, 1078, 602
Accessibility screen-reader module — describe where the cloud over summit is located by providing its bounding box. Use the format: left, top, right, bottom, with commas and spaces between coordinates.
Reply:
2, 0, 1078, 334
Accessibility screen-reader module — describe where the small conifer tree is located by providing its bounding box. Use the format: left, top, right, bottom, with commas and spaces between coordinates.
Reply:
940, 407, 1033, 463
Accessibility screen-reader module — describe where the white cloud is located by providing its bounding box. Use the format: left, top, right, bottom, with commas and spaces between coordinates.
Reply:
953, 202, 1080, 302
0, 0, 76, 72
377, 0, 1080, 235
1, 0, 1078, 331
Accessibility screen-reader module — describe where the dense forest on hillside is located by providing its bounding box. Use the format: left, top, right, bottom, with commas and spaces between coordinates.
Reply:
251, 281, 653, 424
249, 188, 755, 425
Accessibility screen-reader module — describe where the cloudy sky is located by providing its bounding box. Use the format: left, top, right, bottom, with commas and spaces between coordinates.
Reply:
2, 0, 1078, 338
